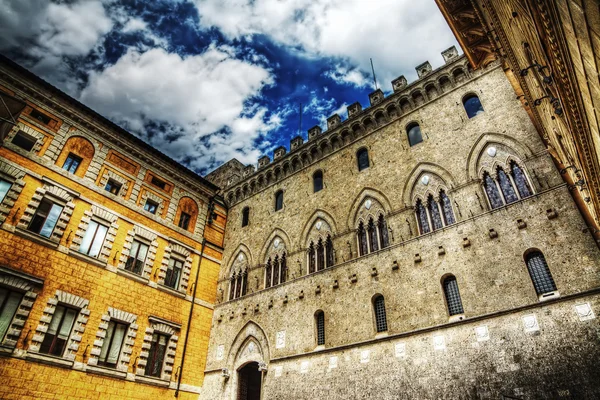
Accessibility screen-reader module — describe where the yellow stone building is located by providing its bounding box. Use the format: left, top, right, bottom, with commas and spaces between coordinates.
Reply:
0, 55, 227, 399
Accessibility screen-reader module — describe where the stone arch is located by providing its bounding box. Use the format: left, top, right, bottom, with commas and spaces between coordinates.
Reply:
259, 228, 292, 262
174, 196, 199, 232
402, 162, 456, 205
346, 187, 392, 230
55, 135, 96, 178
386, 103, 399, 119
226, 320, 270, 372
466, 133, 534, 181
438, 75, 452, 91
224, 243, 254, 278
374, 110, 387, 125
300, 209, 338, 248
399, 97, 411, 113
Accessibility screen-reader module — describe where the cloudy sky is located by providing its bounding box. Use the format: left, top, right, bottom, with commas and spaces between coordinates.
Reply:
0, 0, 458, 175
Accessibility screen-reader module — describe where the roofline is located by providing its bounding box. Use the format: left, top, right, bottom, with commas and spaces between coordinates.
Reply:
0, 53, 220, 193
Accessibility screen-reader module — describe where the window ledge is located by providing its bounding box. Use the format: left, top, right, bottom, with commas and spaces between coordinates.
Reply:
14, 228, 59, 250
86, 364, 127, 379
448, 314, 466, 322
0, 344, 15, 356
539, 291, 560, 302
117, 268, 150, 284
135, 374, 171, 388
68, 249, 108, 269
157, 284, 186, 298
375, 331, 389, 339
26, 352, 74, 369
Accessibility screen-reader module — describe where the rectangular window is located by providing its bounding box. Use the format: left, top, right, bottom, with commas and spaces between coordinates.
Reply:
39, 304, 77, 357
0, 179, 11, 203
144, 200, 158, 214
178, 212, 191, 230
150, 176, 166, 190
62, 153, 82, 174
145, 332, 169, 377
79, 220, 108, 258
29, 109, 52, 125
164, 258, 183, 289
0, 287, 23, 342
104, 179, 122, 195
125, 239, 149, 275
28, 198, 63, 238
12, 131, 37, 152
98, 320, 128, 368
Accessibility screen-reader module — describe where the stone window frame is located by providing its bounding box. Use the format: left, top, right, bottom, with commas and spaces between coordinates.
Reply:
140, 189, 166, 217
70, 205, 118, 263
0, 266, 42, 350
17, 183, 76, 244
411, 174, 457, 235
479, 158, 535, 210
306, 219, 334, 274
118, 225, 158, 279
29, 290, 90, 361
355, 198, 387, 256
0, 160, 26, 226
6, 124, 46, 154
136, 316, 180, 381
229, 252, 249, 300
158, 243, 193, 293
88, 307, 138, 372
98, 169, 130, 199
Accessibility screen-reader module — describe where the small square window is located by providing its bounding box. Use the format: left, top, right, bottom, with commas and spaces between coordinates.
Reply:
105, 179, 122, 195
150, 176, 167, 190
12, 131, 37, 152
29, 109, 52, 125
63, 153, 82, 174
28, 198, 63, 238
178, 212, 191, 230
144, 199, 158, 214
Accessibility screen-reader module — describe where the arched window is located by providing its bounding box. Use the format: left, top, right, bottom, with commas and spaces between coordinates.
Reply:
325, 235, 334, 267
416, 199, 430, 234
308, 242, 316, 274
229, 269, 247, 300
55, 136, 95, 178
272, 255, 280, 285
510, 161, 533, 199
377, 214, 389, 249
315, 311, 325, 346
407, 123, 423, 147
274, 190, 283, 211
525, 251, 557, 296
241, 207, 250, 227
316, 238, 325, 271
308, 235, 334, 274
367, 217, 379, 252
443, 275, 464, 316
440, 190, 455, 225
280, 254, 287, 284
373, 295, 388, 333
463, 94, 484, 118
313, 170, 324, 192
483, 172, 504, 209
265, 253, 286, 288
357, 148, 370, 171
497, 168, 518, 204
265, 258, 272, 288
176, 197, 198, 232
357, 221, 368, 256
427, 195, 444, 231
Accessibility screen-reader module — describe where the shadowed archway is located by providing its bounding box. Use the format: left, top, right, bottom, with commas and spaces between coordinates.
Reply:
237, 362, 262, 400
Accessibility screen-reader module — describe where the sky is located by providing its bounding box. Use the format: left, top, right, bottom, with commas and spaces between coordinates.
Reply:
0, 0, 458, 175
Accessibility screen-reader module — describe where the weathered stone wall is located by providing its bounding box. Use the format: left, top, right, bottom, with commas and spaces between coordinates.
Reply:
202, 56, 600, 399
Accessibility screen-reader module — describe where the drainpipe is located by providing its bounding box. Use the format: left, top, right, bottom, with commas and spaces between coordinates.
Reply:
175, 197, 216, 397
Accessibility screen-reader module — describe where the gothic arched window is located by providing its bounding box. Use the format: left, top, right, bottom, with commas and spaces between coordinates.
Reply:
313, 170, 324, 193
280, 253, 287, 284
497, 168, 518, 204
274, 190, 284, 211
416, 199, 430, 234
357, 148, 370, 171
427, 195, 444, 231
407, 123, 423, 147
443, 275, 464, 316
308, 242, 316, 274
241, 207, 250, 227
367, 217, 379, 253
373, 295, 388, 333
357, 221, 368, 256
315, 311, 325, 346
483, 172, 504, 209
272, 255, 280, 285
440, 190, 455, 225
316, 238, 325, 271
326, 235, 334, 268
265, 258, 272, 288
229, 269, 247, 300
377, 214, 389, 249
525, 251, 557, 296
510, 161, 533, 199
463, 94, 484, 118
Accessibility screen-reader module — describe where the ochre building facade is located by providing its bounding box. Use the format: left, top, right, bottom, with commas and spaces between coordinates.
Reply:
0, 56, 227, 400
202, 50, 600, 399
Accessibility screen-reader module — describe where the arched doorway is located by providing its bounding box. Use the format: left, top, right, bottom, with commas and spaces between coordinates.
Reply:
237, 362, 262, 400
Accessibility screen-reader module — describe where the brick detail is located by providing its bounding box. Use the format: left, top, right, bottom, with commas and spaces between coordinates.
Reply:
0, 160, 26, 225
136, 321, 179, 380
88, 308, 138, 371
29, 290, 90, 360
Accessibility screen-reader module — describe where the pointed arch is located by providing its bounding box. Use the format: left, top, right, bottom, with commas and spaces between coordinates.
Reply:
300, 209, 338, 247
466, 133, 535, 181
258, 228, 292, 263
224, 243, 253, 279
226, 320, 270, 371
402, 162, 456, 205
346, 187, 392, 230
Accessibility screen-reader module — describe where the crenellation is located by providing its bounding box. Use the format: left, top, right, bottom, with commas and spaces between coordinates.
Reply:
257, 155, 270, 169
326, 114, 342, 130
416, 61, 433, 78
368, 89, 384, 106
290, 135, 303, 151
273, 146, 286, 160
308, 125, 322, 140
347, 102, 363, 117
392, 75, 408, 92
442, 45, 459, 63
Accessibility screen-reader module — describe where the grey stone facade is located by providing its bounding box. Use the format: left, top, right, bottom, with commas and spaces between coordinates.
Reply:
202, 51, 600, 399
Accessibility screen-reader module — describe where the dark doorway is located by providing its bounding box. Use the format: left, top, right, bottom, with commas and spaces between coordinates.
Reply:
237, 362, 262, 400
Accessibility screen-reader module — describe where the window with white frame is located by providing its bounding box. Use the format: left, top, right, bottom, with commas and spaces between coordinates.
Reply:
0, 287, 24, 343
39, 305, 78, 357
0, 161, 26, 226
99, 320, 129, 368
164, 257, 183, 289
137, 318, 179, 381
125, 239, 150, 275
119, 225, 157, 279
27, 198, 64, 238
159, 243, 192, 292
80, 220, 109, 258
88, 308, 137, 372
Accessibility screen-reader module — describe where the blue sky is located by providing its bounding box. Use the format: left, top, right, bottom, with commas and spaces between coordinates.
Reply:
0, 0, 458, 175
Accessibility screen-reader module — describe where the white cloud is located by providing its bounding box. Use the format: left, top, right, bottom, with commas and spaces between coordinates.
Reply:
194, 0, 459, 88
122, 17, 148, 33
80, 45, 276, 172
324, 64, 370, 88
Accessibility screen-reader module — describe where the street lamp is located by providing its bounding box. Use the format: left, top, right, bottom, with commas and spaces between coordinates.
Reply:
0, 91, 26, 146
